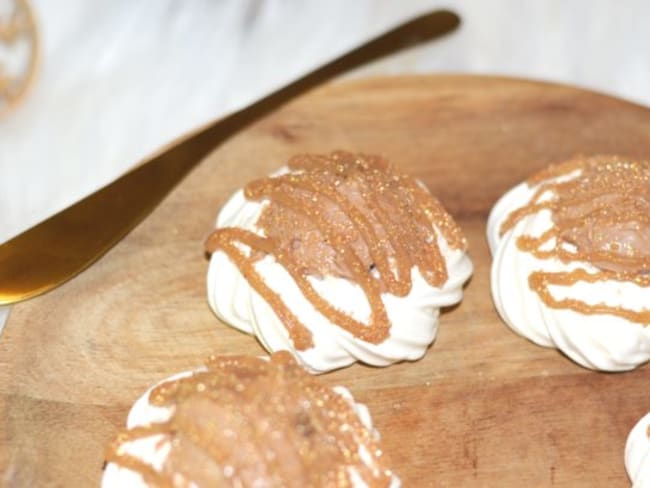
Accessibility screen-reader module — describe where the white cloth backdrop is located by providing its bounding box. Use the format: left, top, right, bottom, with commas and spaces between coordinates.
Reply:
2, 0, 650, 331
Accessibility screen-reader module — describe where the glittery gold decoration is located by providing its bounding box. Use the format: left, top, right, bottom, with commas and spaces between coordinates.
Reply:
501, 155, 650, 324
0, 0, 39, 116
105, 352, 395, 487
205, 151, 467, 349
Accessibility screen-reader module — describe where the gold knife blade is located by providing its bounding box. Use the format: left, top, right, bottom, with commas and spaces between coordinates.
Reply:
0, 10, 460, 305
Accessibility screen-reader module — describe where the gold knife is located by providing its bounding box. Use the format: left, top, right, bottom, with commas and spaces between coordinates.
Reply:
0, 10, 460, 305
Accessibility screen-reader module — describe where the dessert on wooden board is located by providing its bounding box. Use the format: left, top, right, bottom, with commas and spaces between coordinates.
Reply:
487, 155, 650, 371
4, 76, 649, 486
205, 151, 472, 373
103, 351, 399, 487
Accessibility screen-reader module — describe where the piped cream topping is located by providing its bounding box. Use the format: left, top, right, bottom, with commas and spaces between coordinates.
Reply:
105, 352, 396, 487
500, 155, 650, 323
205, 151, 467, 350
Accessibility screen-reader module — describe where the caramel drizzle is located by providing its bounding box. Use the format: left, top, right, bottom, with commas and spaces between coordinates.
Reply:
207, 228, 319, 350
206, 151, 466, 349
105, 352, 394, 487
529, 269, 650, 322
500, 156, 650, 324
105, 425, 174, 488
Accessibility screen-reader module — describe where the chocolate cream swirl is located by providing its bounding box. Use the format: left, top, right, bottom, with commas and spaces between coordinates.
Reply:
205, 152, 469, 354
103, 352, 399, 488
500, 155, 650, 323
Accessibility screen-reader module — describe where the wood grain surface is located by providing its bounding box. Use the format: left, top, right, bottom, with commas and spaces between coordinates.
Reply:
2, 75, 650, 487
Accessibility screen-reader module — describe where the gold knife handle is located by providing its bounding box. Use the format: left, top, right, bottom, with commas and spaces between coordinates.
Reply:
0, 10, 460, 305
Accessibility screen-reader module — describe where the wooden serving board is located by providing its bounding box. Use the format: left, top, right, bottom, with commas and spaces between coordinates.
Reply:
2, 75, 650, 487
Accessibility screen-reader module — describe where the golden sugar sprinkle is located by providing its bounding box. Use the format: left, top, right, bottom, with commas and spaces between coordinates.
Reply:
501, 155, 649, 324
206, 151, 467, 350
105, 352, 394, 487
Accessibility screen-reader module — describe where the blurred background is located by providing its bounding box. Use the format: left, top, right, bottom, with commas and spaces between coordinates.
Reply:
2, 0, 650, 245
